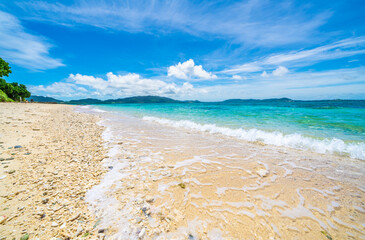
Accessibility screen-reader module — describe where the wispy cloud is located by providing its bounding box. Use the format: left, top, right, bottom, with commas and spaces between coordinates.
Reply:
0, 10, 64, 70
196, 67, 365, 101
264, 37, 365, 65
17, 0, 330, 46
223, 37, 365, 74
167, 59, 217, 80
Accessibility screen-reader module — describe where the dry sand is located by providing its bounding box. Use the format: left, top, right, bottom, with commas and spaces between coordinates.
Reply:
0, 103, 107, 239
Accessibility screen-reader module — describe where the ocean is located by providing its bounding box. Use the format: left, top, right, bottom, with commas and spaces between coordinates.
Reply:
78, 100, 365, 239
95, 100, 365, 160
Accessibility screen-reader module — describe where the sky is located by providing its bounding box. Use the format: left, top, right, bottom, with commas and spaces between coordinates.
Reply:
0, 0, 364, 101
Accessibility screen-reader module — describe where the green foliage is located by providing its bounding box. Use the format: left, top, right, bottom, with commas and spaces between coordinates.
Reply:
0, 57, 11, 78
0, 89, 14, 102
0, 58, 31, 101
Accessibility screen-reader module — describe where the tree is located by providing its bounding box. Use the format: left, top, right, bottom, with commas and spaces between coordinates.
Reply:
0, 78, 13, 97
19, 84, 31, 99
0, 58, 12, 78
0, 58, 31, 101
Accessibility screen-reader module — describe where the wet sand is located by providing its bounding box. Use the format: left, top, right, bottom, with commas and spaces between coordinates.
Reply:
84, 110, 365, 240
0, 103, 107, 239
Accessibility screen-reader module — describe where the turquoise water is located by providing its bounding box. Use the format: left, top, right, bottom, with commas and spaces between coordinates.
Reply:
93, 100, 365, 159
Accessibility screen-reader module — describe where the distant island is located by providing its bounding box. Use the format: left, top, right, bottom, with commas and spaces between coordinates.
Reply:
26, 95, 63, 103
28, 95, 199, 104
27, 95, 365, 105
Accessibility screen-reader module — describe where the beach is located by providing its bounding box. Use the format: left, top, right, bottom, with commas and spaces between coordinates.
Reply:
1, 103, 365, 240
2, 0, 364, 239
84, 103, 364, 239
0, 103, 107, 239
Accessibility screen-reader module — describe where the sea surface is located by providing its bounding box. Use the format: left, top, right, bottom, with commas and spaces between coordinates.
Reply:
95, 100, 365, 160
78, 100, 365, 239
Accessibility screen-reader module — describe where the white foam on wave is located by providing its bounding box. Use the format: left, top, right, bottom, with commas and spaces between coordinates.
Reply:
75, 105, 107, 113
143, 116, 365, 160
86, 120, 138, 239
91, 107, 107, 113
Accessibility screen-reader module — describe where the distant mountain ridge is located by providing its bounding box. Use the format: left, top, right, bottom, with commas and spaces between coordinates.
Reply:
27, 95, 63, 103
67, 98, 103, 104
103, 96, 179, 104
28, 95, 184, 104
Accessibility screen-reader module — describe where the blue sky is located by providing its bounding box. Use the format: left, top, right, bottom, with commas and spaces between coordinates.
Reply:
0, 0, 364, 101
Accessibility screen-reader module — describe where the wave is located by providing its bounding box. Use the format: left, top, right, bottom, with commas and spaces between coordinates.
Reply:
90, 107, 107, 113
143, 116, 365, 160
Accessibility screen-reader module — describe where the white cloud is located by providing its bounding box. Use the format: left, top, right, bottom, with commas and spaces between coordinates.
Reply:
29, 67, 365, 101
31, 72, 202, 99
66, 72, 200, 98
17, 0, 329, 46
261, 71, 268, 77
29, 82, 87, 98
0, 10, 64, 70
167, 59, 217, 80
70, 73, 107, 90
232, 75, 243, 80
259, 66, 289, 77
272, 66, 289, 76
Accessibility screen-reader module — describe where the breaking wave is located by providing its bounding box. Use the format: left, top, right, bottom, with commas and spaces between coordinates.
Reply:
143, 116, 365, 160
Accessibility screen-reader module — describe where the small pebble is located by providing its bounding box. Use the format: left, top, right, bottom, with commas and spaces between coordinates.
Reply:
146, 196, 154, 203
256, 169, 269, 177
0, 216, 7, 224
75, 226, 83, 236
138, 228, 145, 238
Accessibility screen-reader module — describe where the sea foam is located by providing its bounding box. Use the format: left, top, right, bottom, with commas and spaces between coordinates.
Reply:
143, 116, 365, 160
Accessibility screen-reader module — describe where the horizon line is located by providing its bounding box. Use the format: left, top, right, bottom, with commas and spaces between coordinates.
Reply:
28, 95, 365, 103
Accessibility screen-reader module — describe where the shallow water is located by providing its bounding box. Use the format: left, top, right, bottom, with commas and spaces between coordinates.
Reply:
95, 101, 365, 160
78, 104, 365, 239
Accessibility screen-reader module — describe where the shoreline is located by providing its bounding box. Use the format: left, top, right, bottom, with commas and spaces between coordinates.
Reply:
0, 103, 107, 239
1, 103, 364, 239
81, 105, 365, 239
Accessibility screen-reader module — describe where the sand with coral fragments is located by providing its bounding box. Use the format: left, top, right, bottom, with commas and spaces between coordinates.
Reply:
0, 103, 107, 239
1, 103, 365, 240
